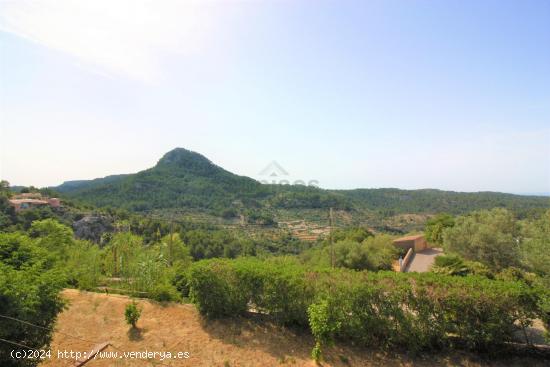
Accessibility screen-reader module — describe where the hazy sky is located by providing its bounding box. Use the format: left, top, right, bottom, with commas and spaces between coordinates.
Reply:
1, 0, 549, 194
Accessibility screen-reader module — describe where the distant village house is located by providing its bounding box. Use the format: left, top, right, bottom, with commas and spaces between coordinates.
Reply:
8, 193, 61, 212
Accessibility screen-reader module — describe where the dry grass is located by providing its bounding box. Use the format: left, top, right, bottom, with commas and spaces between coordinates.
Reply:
41, 289, 548, 367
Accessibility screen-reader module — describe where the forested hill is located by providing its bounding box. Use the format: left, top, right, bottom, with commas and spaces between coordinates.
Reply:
55, 148, 272, 211
53, 148, 549, 216
337, 188, 550, 216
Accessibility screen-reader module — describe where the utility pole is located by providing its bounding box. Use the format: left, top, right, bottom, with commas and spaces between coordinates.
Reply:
168, 217, 174, 266
113, 246, 118, 276
329, 207, 334, 268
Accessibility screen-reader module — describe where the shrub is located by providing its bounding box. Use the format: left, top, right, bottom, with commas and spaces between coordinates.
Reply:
308, 299, 341, 361
332, 240, 370, 270
535, 280, 550, 331
463, 261, 493, 278
362, 234, 399, 270
442, 208, 521, 271
0, 232, 66, 367
495, 267, 537, 285
65, 240, 102, 290
188, 258, 314, 324
235, 257, 314, 326
431, 254, 470, 276
151, 283, 180, 302
125, 301, 142, 328
173, 265, 191, 297
311, 271, 440, 352
432, 255, 494, 278
188, 260, 248, 318
520, 210, 550, 276
425, 213, 454, 244
310, 271, 541, 353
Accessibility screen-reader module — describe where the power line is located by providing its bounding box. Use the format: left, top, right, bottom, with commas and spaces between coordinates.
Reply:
0, 337, 39, 351
0, 314, 97, 345
0, 314, 52, 332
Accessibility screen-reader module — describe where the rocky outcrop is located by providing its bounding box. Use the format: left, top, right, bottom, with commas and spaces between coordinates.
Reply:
73, 215, 113, 244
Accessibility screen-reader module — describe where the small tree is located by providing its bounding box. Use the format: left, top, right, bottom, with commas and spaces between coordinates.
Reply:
442, 208, 520, 271
125, 301, 142, 328
425, 213, 454, 244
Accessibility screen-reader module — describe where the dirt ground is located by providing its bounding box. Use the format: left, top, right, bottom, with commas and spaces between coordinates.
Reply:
40, 289, 548, 367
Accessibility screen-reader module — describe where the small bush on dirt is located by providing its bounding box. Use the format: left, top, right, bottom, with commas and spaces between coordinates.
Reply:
308, 299, 340, 362
125, 301, 142, 328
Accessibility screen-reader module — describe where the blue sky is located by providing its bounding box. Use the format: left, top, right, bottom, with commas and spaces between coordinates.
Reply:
0, 0, 549, 194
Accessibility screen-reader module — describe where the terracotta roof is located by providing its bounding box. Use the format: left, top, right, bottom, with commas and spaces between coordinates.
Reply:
393, 234, 425, 242
9, 199, 49, 205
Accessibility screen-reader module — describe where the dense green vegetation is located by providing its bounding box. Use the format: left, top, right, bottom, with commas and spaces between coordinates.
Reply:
340, 188, 549, 217
520, 211, 550, 277
55, 148, 350, 214
55, 148, 265, 211
0, 229, 67, 366
0, 183, 69, 366
440, 208, 550, 275
52, 148, 549, 222
424, 213, 455, 244
430, 254, 490, 277
299, 231, 398, 271
186, 257, 547, 360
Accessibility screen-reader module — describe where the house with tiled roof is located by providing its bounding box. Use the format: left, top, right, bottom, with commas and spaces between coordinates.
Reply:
9, 194, 61, 212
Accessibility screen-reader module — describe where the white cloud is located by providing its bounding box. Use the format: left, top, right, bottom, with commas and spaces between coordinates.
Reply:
0, 0, 218, 82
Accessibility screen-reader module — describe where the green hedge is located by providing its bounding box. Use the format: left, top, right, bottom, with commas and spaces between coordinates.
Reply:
188, 258, 314, 325
188, 259, 248, 318
233, 258, 314, 325
310, 272, 541, 353
186, 258, 544, 356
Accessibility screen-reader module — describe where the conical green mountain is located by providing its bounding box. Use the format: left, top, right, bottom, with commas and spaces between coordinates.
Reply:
55, 148, 549, 216
57, 148, 273, 211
